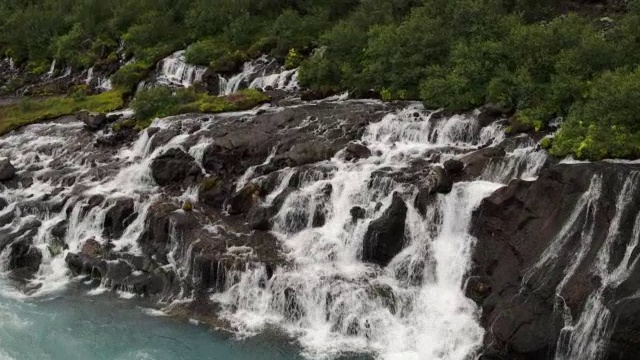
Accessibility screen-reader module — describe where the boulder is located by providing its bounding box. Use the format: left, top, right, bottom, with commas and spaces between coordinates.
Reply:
8, 238, 43, 277
228, 183, 263, 215
443, 159, 464, 174
77, 110, 107, 130
345, 142, 372, 161
149, 128, 180, 152
103, 198, 137, 239
0, 159, 16, 181
362, 192, 407, 267
350, 206, 366, 222
0, 196, 7, 211
198, 177, 227, 208
248, 206, 274, 231
414, 166, 453, 215
477, 103, 512, 127
459, 147, 506, 180
150, 148, 201, 186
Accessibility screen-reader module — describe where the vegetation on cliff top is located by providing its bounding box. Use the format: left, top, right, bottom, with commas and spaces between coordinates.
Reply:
0, 90, 124, 136
1, 0, 640, 160
131, 88, 269, 129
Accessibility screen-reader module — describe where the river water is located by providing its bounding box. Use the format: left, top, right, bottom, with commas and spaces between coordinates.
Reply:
0, 279, 303, 360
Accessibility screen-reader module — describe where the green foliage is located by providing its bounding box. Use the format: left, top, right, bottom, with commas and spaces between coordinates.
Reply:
551, 67, 640, 160
131, 87, 270, 127
111, 60, 152, 91
0, 90, 124, 136
284, 49, 303, 70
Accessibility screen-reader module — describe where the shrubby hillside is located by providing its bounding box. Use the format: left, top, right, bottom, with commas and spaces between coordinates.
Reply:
1, 0, 639, 160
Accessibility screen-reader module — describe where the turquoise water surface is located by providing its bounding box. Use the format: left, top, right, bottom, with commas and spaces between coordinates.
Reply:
0, 281, 303, 360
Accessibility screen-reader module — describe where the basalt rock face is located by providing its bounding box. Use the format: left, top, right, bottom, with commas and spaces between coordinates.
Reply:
469, 162, 640, 360
200, 101, 389, 181
362, 192, 408, 267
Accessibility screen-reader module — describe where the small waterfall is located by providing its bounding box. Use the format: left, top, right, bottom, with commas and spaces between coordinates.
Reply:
85, 67, 94, 85
553, 173, 640, 360
221, 56, 299, 95
46, 60, 56, 79
156, 51, 207, 88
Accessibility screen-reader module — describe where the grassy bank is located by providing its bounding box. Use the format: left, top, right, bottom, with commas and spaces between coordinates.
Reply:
130, 88, 270, 129
0, 90, 124, 136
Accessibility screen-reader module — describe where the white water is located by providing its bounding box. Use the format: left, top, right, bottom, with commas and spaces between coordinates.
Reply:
221, 56, 299, 95
211, 105, 541, 359
552, 172, 640, 360
156, 51, 207, 88
0, 100, 547, 359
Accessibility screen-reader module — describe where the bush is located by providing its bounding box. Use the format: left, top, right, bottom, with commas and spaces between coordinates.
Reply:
551, 67, 640, 160
131, 87, 270, 126
111, 60, 152, 91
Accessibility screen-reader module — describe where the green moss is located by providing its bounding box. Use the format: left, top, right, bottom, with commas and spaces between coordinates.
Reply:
539, 136, 553, 150
182, 201, 193, 212
131, 87, 270, 129
284, 48, 303, 70
200, 177, 223, 192
0, 90, 124, 136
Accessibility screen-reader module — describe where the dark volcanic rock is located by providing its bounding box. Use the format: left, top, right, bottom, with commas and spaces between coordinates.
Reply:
459, 147, 506, 180
345, 142, 372, 161
468, 162, 640, 359
0, 159, 16, 181
198, 177, 228, 208
8, 238, 43, 277
150, 148, 201, 186
77, 110, 107, 130
362, 192, 407, 267
414, 166, 453, 215
350, 206, 366, 222
443, 159, 464, 174
228, 183, 263, 215
103, 198, 137, 239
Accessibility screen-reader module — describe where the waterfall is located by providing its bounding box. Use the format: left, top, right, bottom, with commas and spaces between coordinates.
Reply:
156, 51, 207, 88
46, 60, 56, 79
221, 56, 299, 95
552, 173, 640, 360
0, 99, 549, 358
213, 105, 541, 359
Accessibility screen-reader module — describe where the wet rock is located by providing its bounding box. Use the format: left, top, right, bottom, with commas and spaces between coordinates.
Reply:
105, 260, 133, 284
150, 148, 201, 186
443, 159, 464, 174
477, 103, 512, 127
284, 287, 304, 322
362, 192, 407, 267
0, 196, 7, 211
350, 206, 366, 222
0, 159, 16, 181
149, 128, 180, 152
248, 206, 274, 231
414, 166, 452, 215
345, 142, 372, 161
198, 177, 227, 208
65, 252, 107, 278
459, 147, 506, 180
468, 162, 640, 359
228, 183, 263, 215
103, 198, 137, 239
81, 238, 102, 257
77, 110, 107, 130
8, 238, 43, 277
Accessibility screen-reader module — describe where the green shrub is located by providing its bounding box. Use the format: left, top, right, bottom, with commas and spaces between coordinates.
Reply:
111, 60, 152, 91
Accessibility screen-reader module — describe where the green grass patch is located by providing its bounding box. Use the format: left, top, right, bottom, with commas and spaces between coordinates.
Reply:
131, 87, 270, 129
0, 90, 124, 136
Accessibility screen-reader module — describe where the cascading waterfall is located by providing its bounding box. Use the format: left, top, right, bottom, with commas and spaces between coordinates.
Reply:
221, 56, 299, 95
211, 105, 544, 359
0, 99, 549, 359
552, 172, 640, 360
156, 51, 207, 88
